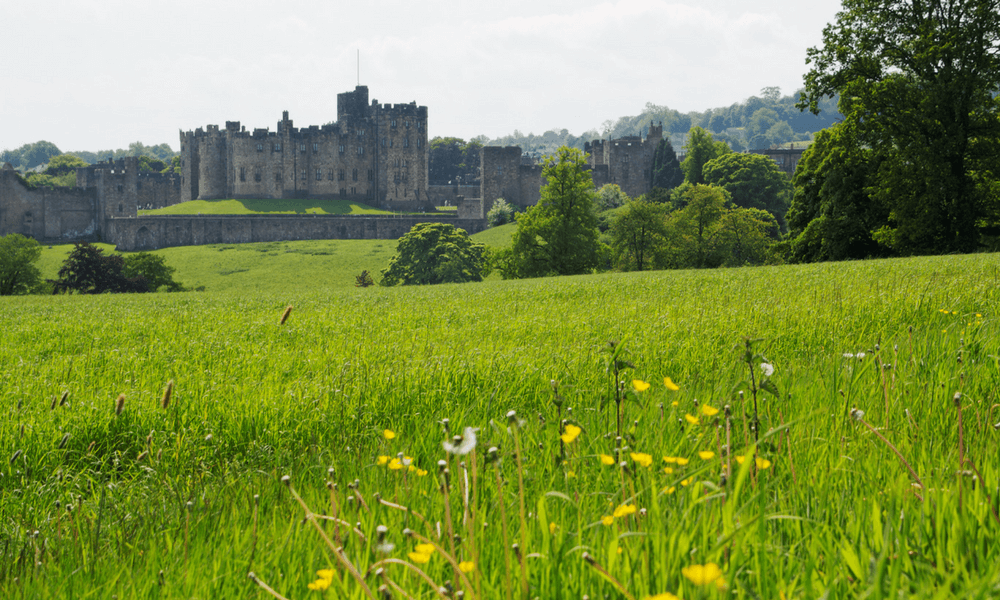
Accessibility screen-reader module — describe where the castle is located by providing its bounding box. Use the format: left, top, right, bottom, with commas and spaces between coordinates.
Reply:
1, 86, 666, 251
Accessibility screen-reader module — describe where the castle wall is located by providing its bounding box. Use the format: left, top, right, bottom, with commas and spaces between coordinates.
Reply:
427, 185, 481, 206
0, 165, 99, 242
105, 214, 486, 251
136, 172, 181, 209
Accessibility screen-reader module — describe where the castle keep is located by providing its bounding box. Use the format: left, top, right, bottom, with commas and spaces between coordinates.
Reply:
180, 86, 430, 211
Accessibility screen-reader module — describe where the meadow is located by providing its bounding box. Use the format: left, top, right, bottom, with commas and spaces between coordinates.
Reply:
1, 250, 999, 599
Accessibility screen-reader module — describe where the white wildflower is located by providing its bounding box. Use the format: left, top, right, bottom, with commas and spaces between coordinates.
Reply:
759, 363, 774, 377
443, 427, 478, 455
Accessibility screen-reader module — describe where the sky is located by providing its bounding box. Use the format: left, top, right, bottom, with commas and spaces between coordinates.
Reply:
0, 0, 844, 153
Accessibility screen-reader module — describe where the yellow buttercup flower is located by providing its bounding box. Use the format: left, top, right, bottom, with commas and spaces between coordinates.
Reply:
662, 486, 676, 495
632, 379, 651, 392
698, 451, 715, 460
307, 568, 335, 591
613, 503, 637, 518
388, 458, 403, 471
602, 515, 614, 526
735, 455, 746, 465
560, 424, 582, 443
630, 452, 653, 467
549, 522, 558, 534
600, 454, 615, 466
675, 457, 690, 466
645, 594, 680, 600
681, 476, 694, 487
756, 456, 773, 470
662, 456, 677, 464
376, 455, 389, 466
700, 404, 719, 417
415, 543, 435, 555
459, 561, 475, 573
415, 468, 428, 476
383, 429, 396, 440
685, 414, 700, 425
663, 377, 680, 391
663, 466, 674, 475
682, 562, 724, 585
408, 551, 431, 564
671, 400, 679, 407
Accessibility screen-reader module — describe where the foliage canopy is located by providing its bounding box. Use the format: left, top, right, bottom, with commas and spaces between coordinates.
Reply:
380, 222, 486, 286
0, 233, 44, 295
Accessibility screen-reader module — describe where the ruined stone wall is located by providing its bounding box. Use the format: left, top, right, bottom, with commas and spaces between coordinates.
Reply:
0, 164, 99, 242
105, 214, 486, 251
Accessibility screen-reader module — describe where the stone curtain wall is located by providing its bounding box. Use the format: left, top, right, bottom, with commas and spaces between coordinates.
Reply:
105, 214, 487, 251
0, 165, 100, 242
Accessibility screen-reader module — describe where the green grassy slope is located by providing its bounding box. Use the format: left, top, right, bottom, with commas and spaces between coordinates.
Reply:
139, 198, 395, 215
2, 253, 999, 598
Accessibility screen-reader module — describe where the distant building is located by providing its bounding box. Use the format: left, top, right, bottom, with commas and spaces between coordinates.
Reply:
749, 147, 806, 177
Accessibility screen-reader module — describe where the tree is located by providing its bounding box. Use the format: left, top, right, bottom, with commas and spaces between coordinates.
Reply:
702, 153, 791, 229
649, 138, 684, 192
509, 147, 602, 277
680, 127, 731, 185
0, 234, 43, 296
121, 252, 185, 292
610, 198, 669, 271
799, 0, 1000, 254
428, 137, 481, 185
380, 223, 486, 286
596, 184, 629, 210
53, 243, 150, 294
487, 198, 516, 227
785, 124, 890, 262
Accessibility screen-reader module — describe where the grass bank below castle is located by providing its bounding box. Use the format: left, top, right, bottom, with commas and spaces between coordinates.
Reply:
2, 252, 999, 598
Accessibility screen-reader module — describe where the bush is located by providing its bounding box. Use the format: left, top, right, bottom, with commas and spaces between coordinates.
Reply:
380, 223, 486, 286
487, 198, 515, 227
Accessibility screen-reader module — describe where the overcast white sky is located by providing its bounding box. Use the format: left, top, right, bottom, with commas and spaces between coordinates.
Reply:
0, 0, 844, 153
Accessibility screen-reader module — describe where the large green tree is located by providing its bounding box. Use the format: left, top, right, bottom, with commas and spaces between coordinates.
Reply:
680, 127, 731, 185
53, 243, 150, 294
428, 137, 482, 185
380, 223, 486, 286
702, 152, 791, 228
799, 0, 1000, 254
649, 138, 684, 192
122, 252, 185, 292
0, 234, 44, 295
609, 198, 669, 271
509, 147, 602, 277
786, 124, 890, 262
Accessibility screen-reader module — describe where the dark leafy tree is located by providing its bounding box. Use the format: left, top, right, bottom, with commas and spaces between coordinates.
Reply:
799, 0, 1000, 254
509, 147, 603, 277
380, 223, 486, 286
53, 243, 150, 294
0, 234, 44, 295
649, 138, 684, 193
122, 252, 184, 291
428, 137, 482, 185
702, 152, 791, 229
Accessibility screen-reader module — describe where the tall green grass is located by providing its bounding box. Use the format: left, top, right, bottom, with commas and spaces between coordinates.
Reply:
1, 254, 999, 598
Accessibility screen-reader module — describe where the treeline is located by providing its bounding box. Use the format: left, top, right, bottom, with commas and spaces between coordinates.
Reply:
1, 141, 176, 173
477, 87, 841, 156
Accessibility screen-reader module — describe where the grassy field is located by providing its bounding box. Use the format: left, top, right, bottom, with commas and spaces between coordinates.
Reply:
139, 199, 398, 216
2, 253, 999, 599
32, 223, 512, 293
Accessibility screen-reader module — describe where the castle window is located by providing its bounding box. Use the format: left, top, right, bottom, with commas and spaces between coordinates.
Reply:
339, 145, 345, 154
417, 139, 422, 148
404, 160, 408, 168
404, 138, 409, 148
312, 143, 319, 152
301, 170, 307, 180
118, 204, 123, 213
240, 167, 246, 182
315, 169, 322, 181
257, 144, 264, 152
390, 139, 394, 148
338, 170, 345, 181
274, 143, 281, 152
351, 187, 356, 195
352, 169, 358, 181
381, 138, 386, 146
276, 171, 283, 182
404, 121, 409, 128
367, 169, 373, 181
117, 184, 124, 193
299, 144, 306, 152
391, 119, 397, 128
357, 146, 364, 155
340, 188, 347, 196
254, 170, 262, 182
327, 170, 334, 180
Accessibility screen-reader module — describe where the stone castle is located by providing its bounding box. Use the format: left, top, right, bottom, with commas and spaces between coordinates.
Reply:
1, 85, 671, 251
